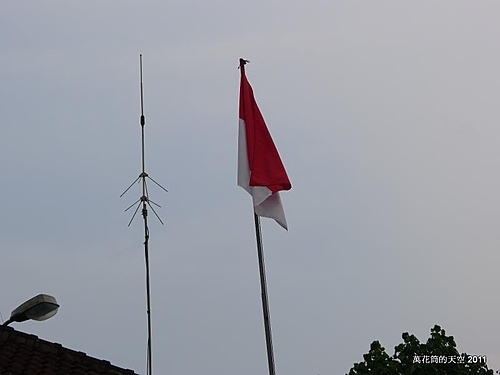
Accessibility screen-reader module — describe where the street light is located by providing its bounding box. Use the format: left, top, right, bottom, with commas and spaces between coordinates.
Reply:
2, 294, 59, 326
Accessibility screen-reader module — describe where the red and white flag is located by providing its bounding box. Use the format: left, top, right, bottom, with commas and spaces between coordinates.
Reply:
238, 59, 291, 230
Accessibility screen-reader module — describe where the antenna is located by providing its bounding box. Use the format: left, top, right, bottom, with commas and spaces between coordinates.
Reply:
120, 54, 167, 375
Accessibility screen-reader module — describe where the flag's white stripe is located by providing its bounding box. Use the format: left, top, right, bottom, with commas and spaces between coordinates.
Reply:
237, 118, 251, 192
254, 191, 287, 230
238, 118, 288, 230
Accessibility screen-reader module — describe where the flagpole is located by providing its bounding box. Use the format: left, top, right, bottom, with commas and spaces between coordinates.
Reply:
253, 213, 277, 375
239, 57, 289, 375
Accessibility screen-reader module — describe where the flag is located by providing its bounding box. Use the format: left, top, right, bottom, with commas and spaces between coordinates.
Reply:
238, 59, 291, 230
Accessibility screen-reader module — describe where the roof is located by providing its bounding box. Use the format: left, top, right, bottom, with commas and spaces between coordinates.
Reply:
0, 325, 140, 375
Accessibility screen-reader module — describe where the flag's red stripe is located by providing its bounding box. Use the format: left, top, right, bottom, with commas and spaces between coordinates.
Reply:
239, 67, 291, 194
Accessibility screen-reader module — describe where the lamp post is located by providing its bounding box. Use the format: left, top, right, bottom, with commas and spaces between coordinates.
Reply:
2, 294, 59, 326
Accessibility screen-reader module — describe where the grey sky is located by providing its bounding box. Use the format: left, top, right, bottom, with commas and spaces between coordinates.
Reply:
1, 1, 500, 374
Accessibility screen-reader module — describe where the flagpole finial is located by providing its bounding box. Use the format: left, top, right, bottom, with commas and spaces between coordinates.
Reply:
239, 58, 250, 69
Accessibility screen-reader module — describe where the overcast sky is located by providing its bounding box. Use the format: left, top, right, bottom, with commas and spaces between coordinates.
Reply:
2, 1, 500, 374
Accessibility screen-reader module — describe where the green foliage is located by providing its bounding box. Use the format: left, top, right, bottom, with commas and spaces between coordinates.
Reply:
347, 325, 493, 375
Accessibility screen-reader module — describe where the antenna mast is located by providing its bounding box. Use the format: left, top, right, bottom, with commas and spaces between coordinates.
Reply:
120, 54, 168, 375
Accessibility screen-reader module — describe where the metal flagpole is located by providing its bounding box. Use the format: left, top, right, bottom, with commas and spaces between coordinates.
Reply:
120, 54, 168, 375
253, 213, 277, 375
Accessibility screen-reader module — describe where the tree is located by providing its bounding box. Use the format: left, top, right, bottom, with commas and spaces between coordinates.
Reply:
347, 325, 493, 375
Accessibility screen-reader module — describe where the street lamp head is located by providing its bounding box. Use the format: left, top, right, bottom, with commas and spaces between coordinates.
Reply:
3, 294, 59, 326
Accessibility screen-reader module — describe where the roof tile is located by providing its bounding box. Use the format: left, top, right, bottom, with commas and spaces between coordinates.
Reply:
0, 325, 140, 375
